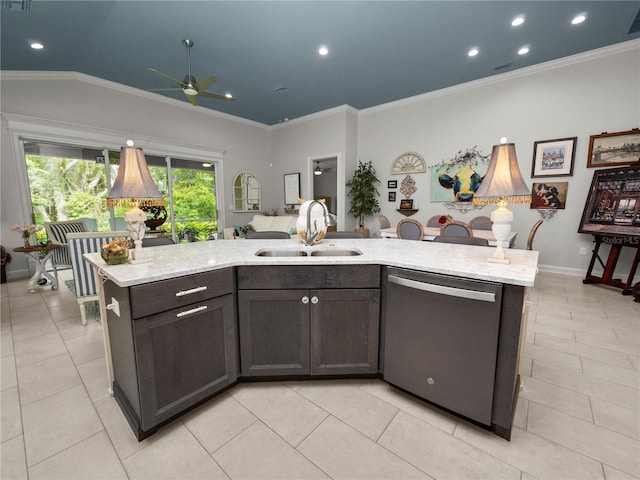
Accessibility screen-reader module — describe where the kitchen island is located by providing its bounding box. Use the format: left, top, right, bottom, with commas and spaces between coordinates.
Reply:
85, 238, 538, 441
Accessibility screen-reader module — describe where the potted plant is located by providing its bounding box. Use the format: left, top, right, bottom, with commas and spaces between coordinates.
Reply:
346, 160, 380, 237
1, 245, 11, 284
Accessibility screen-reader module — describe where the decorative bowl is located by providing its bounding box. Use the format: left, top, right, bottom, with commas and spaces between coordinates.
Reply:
101, 244, 129, 265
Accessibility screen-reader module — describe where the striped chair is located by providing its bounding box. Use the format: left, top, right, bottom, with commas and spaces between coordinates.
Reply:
67, 231, 130, 325
44, 220, 89, 283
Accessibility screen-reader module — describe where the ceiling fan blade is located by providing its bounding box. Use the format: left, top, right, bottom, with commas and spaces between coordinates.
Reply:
198, 90, 235, 102
147, 88, 183, 92
196, 75, 218, 91
184, 91, 200, 106
147, 67, 185, 87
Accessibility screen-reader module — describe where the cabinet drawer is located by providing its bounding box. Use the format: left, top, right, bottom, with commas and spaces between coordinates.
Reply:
237, 265, 381, 290
131, 268, 234, 319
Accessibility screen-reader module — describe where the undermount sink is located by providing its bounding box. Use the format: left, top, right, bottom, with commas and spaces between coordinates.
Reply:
255, 248, 363, 257
255, 249, 307, 257
310, 249, 363, 256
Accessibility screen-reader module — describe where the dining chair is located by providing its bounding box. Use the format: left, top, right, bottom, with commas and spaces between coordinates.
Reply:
439, 220, 473, 237
426, 215, 442, 227
468, 216, 493, 230
246, 231, 291, 239
527, 219, 544, 250
44, 220, 90, 283
396, 218, 424, 240
324, 231, 365, 238
433, 235, 489, 246
378, 214, 391, 230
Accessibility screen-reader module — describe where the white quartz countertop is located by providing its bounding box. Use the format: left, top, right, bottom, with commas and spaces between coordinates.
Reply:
84, 238, 539, 288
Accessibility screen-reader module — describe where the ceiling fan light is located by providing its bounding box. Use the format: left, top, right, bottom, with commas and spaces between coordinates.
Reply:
314, 164, 323, 175
183, 87, 198, 96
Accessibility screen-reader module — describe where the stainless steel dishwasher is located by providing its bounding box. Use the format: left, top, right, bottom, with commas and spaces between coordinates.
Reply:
383, 267, 502, 426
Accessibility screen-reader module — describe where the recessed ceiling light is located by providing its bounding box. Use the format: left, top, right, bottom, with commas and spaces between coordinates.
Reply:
318, 46, 329, 56
202, 163, 212, 168
511, 16, 525, 26
468, 48, 479, 57
30, 42, 43, 50
518, 46, 530, 55
571, 14, 586, 25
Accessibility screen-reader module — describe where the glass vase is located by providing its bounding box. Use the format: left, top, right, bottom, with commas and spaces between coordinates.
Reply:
23, 238, 30, 248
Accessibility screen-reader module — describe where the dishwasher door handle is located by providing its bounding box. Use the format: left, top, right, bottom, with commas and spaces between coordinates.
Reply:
388, 275, 496, 303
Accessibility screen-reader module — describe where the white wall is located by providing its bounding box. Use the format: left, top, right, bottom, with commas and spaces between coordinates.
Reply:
2, 40, 639, 281
357, 41, 640, 277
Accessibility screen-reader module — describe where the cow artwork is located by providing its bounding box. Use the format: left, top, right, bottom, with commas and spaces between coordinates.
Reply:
430, 147, 490, 203
437, 164, 484, 202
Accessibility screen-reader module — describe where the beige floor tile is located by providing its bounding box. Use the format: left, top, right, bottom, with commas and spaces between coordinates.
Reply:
57, 317, 102, 341
214, 421, 328, 479
513, 397, 529, 429
356, 380, 459, 434
76, 355, 110, 403
576, 331, 640, 356
94, 396, 149, 461
183, 392, 257, 453
581, 357, 640, 388
8, 304, 51, 324
532, 362, 639, 410
64, 330, 104, 366
1, 387, 22, 442
124, 423, 228, 479
629, 354, 640, 371
1, 350, 17, 391
17, 353, 82, 406
230, 382, 328, 446
378, 411, 521, 479
298, 415, 430, 479
22, 384, 103, 466
528, 320, 576, 340
28, 431, 128, 480
535, 333, 632, 368
527, 402, 640, 478
524, 343, 583, 372
13, 331, 67, 368
1, 435, 28, 480
454, 422, 605, 480
534, 314, 617, 339
602, 464, 640, 480
296, 381, 398, 441
1, 328, 14, 359
520, 375, 593, 421
590, 397, 640, 440
10, 316, 58, 342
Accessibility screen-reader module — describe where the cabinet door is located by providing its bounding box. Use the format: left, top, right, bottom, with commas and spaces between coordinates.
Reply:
310, 289, 380, 375
238, 290, 310, 376
134, 294, 237, 430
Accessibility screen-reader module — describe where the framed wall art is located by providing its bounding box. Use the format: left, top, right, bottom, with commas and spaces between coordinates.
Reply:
530, 182, 568, 210
284, 172, 301, 205
388, 191, 396, 202
399, 199, 413, 209
387, 180, 397, 188
531, 137, 577, 177
587, 129, 640, 168
578, 165, 640, 237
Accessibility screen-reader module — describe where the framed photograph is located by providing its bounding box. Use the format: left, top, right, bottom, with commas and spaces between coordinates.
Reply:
283, 173, 301, 205
578, 165, 640, 237
387, 180, 397, 189
399, 199, 413, 209
530, 182, 568, 210
388, 192, 396, 202
531, 137, 577, 177
587, 129, 640, 168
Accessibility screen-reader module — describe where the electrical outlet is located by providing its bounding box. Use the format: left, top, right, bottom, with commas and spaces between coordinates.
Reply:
107, 297, 120, 317
579, 247, 588, 256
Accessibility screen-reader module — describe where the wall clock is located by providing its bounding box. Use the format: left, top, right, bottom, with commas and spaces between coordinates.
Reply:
391, 152, 426, 175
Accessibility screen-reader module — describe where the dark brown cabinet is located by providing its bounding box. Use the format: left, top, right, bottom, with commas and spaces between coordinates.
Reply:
237, 265, 381, 377
105, 268, 237, 439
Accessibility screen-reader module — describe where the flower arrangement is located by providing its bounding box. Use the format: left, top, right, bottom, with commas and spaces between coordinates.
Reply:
438, 214, 453, 225
10, 224, 42, 246
101, 237, 132, 265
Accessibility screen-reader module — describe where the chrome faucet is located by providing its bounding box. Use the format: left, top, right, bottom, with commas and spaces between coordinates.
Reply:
305, 200, 335, 246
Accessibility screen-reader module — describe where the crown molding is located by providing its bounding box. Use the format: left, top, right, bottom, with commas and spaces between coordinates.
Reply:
359, 39, 640, 117
269, 104, 359, 130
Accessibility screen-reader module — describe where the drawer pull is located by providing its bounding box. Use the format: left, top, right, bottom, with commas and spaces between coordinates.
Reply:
175, 286, 208, 297
176, 305, 208, 318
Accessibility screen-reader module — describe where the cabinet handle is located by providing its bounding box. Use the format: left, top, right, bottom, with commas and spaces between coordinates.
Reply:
175, 286, 208, 297
176, 305, 208, 318
301, 296, 309, 304
311, 296, 319, 304
427, 377, 435, 385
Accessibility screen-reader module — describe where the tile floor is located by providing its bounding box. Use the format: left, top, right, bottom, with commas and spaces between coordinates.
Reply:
1, 270, 638, 480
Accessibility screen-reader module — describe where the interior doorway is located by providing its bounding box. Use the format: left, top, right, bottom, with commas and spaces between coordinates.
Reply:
311, 157, 337, 214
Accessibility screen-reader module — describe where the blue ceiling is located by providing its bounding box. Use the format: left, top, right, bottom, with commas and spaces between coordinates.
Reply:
2, 1, 639, 125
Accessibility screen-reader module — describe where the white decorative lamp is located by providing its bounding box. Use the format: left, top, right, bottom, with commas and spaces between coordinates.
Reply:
106, 142, 164, 263
472, 140, 531, 264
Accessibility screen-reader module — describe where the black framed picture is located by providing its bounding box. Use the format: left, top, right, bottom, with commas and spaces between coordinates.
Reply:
587, 129, 640, 168
388, 180, 397, 188
531, 137, 577, 177
399, 199, 413, 209
388, 192, 396, 202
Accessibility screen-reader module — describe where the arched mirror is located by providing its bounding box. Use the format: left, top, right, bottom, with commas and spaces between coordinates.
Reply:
233, 171, 261, 212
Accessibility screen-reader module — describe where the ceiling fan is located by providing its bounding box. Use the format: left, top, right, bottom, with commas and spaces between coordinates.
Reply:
147, 39, 235, 106
314, 161, 336, 175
